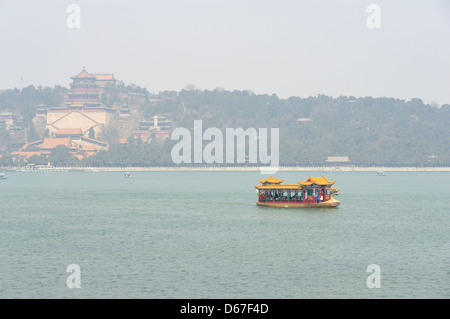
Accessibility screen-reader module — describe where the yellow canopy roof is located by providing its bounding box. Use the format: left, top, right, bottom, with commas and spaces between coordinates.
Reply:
298, 176, 336, 186
255, 184, 302, 189
258, 176, 284, 184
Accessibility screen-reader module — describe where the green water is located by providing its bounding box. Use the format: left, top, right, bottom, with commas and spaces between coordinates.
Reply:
0, 171, 449, 298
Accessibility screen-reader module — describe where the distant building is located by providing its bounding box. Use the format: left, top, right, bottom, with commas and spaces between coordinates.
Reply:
0, 112, 25, 144
0, 112, 15, 128
15, 127, 108, 160
53, 128, 83, 139
44, 67, 116, 138
326, 156, 350, 166
66, 67, 101, 108
35, 104, 47, 117
133, 115, 174, 143
150, 115, 174, 138
138, 120, 150, 131
296, 118, 312, 123
134, 115, 173, 143
133, 130, 152, 143
13, 67, 123, 160
119, 105, 131, 117
150, 115, 173, 132
93, 73, 116, 96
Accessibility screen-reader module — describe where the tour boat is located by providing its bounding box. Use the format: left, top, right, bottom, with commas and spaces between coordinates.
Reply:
376, 170, 385, 176
255, 176, 340, 208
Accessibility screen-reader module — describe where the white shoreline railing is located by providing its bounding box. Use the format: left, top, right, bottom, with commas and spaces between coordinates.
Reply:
3, 166, 450, 172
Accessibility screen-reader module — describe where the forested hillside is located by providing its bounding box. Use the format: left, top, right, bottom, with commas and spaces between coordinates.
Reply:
153, 89, 450, 166
1, 86, 449, 166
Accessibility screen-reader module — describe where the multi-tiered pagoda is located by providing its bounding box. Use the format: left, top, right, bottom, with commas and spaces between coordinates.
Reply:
66, 67, 101, 109
42, 67, 116, 138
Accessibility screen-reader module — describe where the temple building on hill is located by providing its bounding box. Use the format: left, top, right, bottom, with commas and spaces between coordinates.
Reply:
66, 67, 101, 108
0, 112, 26, 145
15, 67, 119, 161
0, 112, 15, 128
118, 105, 131, 117
151, 115, 173, 140
42, 67, 116, 137
46, 105, 115, 137
93, 73, 116, 96
13, 127, 108, 160
134, 115, 174, 143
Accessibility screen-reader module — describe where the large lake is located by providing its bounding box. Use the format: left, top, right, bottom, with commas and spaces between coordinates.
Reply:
0, 171, 448, 298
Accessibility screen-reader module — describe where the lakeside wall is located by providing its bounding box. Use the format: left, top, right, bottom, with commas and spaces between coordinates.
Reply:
4, 166, 450, 172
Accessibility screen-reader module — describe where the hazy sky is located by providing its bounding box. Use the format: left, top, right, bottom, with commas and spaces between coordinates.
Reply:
1, 0, 449, 104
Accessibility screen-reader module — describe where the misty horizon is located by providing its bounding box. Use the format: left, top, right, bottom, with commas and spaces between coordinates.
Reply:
1, 0, 449, 105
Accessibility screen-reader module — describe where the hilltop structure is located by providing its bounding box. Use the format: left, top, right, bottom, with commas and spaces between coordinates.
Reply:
36, 67, 116, 139
12, 127, 108, 160
0, 112, 25, 146
6, 67, 178, 164
17, 67, 119, 160
93, 73, 116, 96
134, 115, 173, 143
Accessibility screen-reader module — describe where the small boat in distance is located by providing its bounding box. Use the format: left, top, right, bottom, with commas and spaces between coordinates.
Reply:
255, 176, 340, 208
124, 173, 131, 178
376, 170, 385, 176
0, 173, 6, 180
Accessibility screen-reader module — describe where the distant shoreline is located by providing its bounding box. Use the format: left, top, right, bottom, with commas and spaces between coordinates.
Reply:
3, 166, 450, 172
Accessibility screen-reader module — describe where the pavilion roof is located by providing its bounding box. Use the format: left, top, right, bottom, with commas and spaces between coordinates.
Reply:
94, 74, 115, 81
298, 176, 336, 186
71, 67, 95, 79
254, 184, 301, 189
258, 176, 284, 184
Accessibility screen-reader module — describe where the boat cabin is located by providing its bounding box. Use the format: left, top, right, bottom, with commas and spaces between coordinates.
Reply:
254, 176, 340, 208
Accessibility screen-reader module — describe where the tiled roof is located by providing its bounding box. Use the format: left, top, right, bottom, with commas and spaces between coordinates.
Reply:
298, 176, 336, 186
94, 74, 115, 81
258, 176, 284, 184
80, 137, 108, 147
55, 128, 83, 136
80, 145, 98, 151
39, 138, 73, 149
10, 151, 43, 159
71, 67, 95, 79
